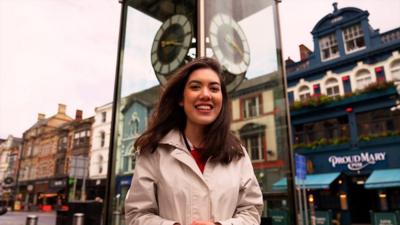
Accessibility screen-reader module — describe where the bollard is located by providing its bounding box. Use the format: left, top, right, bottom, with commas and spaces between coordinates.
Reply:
26, 215, 38, 225
113, 210, 121, 225
73, 213, 85, 225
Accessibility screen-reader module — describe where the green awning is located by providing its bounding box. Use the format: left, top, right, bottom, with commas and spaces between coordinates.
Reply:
272, 172, 340, 190
365, 168, 400, 189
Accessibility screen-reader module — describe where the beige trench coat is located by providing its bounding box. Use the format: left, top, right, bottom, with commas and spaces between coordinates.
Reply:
125, 129, 263, 225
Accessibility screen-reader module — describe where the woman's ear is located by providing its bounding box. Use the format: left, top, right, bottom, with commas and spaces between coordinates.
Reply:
179, 101, 183, 107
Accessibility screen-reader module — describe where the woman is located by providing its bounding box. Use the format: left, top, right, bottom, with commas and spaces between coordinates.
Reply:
125, 57, 263, 225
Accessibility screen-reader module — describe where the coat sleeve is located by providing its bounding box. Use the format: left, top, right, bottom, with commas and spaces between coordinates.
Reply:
124, 151, 178, 225
217, 150, 264, 225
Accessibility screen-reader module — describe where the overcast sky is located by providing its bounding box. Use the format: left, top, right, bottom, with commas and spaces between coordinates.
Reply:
0, 0, 399, 138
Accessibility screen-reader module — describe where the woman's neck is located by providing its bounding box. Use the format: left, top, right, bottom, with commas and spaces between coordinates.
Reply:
184, 124, 204, 148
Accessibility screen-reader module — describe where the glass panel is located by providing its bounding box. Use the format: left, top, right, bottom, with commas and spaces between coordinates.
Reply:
107, 0, 295, 224
203, 0, 294, 221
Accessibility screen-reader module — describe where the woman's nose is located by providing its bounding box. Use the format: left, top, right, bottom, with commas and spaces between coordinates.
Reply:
199, 87, 211, 100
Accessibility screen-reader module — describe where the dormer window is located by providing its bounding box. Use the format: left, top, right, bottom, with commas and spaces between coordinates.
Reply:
319, 33, 339, 61
343, 23, 365, 53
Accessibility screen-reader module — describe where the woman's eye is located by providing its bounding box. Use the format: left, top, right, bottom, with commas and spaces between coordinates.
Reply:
189, 85, 201, 90
210, 86, 220, 92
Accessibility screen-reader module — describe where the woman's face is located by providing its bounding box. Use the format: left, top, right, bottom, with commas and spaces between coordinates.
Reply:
180, 68, 223, 129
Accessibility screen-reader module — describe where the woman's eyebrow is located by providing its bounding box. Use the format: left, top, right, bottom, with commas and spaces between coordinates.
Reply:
209, 81, 221, 86
187, 80, 221, 85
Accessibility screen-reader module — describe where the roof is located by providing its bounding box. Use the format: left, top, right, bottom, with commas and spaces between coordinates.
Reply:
230, 72, 278, 98
122, 85, 162, 112
311, 4, 368, 36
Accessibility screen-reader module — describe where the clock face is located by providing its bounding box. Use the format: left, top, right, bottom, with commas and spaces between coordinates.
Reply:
209, 13, 250, 75
151, 15, 193, 85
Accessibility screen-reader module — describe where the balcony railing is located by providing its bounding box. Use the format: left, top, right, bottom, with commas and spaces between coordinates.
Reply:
381, 28, 400, 44
286, 59, 310, 74
293, 125, 350, 149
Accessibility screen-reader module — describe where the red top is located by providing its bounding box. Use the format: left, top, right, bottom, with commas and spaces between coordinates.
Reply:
190, 148, 206, 173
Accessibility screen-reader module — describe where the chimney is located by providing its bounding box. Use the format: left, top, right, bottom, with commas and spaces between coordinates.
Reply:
38, 113, 46, 121
58, 104, 66, 114
75, 110, 83, 121
285, 57, 295, 66
299, 44, 312, 61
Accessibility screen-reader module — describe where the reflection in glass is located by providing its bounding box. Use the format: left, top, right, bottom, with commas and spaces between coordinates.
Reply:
107, 0, 295, 224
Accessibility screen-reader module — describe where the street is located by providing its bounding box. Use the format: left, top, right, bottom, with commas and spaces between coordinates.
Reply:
0, 211, 56, 225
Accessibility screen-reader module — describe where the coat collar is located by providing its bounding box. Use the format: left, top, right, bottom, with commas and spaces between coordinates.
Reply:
159, 129, 188, 152
159, 129, 209, 186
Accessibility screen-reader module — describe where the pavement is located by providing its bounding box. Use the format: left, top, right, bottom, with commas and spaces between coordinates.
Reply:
0, 211, 56, 225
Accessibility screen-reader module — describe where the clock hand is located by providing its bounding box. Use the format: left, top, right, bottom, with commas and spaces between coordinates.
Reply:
225, 35, 244, 57
161, 40, 183, 48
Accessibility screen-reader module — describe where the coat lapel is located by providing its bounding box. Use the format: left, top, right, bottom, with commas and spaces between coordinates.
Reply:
170, 149, 208, 185
160, 129, 209, 186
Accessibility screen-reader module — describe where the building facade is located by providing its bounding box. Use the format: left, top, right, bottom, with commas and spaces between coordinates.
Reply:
0, 135, 22, 207
58, 111, 94, 202
87, 103, 113, 200
283, 3, 400, 225
230, 73, 285, 193
18, 104, 73, 211
115, 86, 160, 210
17, 104, 94, 211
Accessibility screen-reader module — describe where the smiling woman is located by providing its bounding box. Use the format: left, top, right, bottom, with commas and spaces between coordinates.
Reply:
125, 57, 263, 225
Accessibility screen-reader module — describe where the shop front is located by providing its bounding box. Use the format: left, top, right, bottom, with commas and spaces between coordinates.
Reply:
35, 179, 66, 211
115, 174, 133, 211
295, 140, 400, 225
86, 178, 106, 201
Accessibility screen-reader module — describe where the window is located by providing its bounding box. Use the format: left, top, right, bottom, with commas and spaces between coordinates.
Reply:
390, 60, 400, 81
100, 131, 106, 147
298, 86, 311, 101
325, 78, 340, 97
357, 108, 400, 138
239, 123, 266, 161
129, 113, 140, 135
58, 136, 68, 152
19, 167, 27, 180
98, 155, 104, 174
343, 23, 365, 53
243, 96, 260, 118
130, 119, 139, 135
355, 69, 373, 90
101, 112, 107, 123
74, 130, 90, 147
243, 134, 264, 161
294, 117, 350, 146
319, 33, 339, 61
55, 158, 65, 175
122, 143, 135, 173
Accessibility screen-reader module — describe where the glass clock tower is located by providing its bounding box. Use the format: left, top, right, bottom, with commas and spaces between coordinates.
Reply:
105, 0, 297, 224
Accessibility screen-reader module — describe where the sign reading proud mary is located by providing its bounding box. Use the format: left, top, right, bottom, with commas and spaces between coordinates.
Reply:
328, 151, 387, 171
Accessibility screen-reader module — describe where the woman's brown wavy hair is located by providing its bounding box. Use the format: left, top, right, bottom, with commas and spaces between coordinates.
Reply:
134, 57, 243, 164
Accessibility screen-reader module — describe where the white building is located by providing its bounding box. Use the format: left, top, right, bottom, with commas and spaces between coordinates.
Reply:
87, 102, 112, 199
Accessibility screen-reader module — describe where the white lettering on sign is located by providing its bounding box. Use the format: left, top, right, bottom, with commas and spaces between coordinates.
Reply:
328, 152, 386, 171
